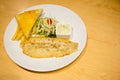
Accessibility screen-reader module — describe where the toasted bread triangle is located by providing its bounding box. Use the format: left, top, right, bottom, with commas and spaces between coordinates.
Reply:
15, 9, 43, 39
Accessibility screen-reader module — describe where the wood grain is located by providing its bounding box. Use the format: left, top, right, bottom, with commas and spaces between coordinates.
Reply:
0, 0, 120, 80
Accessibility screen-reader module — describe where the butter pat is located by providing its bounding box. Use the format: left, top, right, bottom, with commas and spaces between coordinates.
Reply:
56, 24, 72, 38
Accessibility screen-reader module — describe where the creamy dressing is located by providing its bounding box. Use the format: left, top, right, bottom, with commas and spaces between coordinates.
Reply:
56, 24, 71, 38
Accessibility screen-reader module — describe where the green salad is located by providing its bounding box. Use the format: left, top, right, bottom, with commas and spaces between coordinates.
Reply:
33, 17, 57, 37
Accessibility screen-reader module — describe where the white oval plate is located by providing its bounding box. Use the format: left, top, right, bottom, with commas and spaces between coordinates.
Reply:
4, 4, 87, 72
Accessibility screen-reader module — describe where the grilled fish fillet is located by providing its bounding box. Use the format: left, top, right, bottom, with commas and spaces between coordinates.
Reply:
20, 36, 78, 58
16, 9, 43, 39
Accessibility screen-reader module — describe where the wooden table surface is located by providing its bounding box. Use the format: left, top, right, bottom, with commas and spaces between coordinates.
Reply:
0, 0, 120, 80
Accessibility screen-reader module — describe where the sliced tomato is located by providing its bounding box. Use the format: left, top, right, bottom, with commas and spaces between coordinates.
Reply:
47, 18, 52, 25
